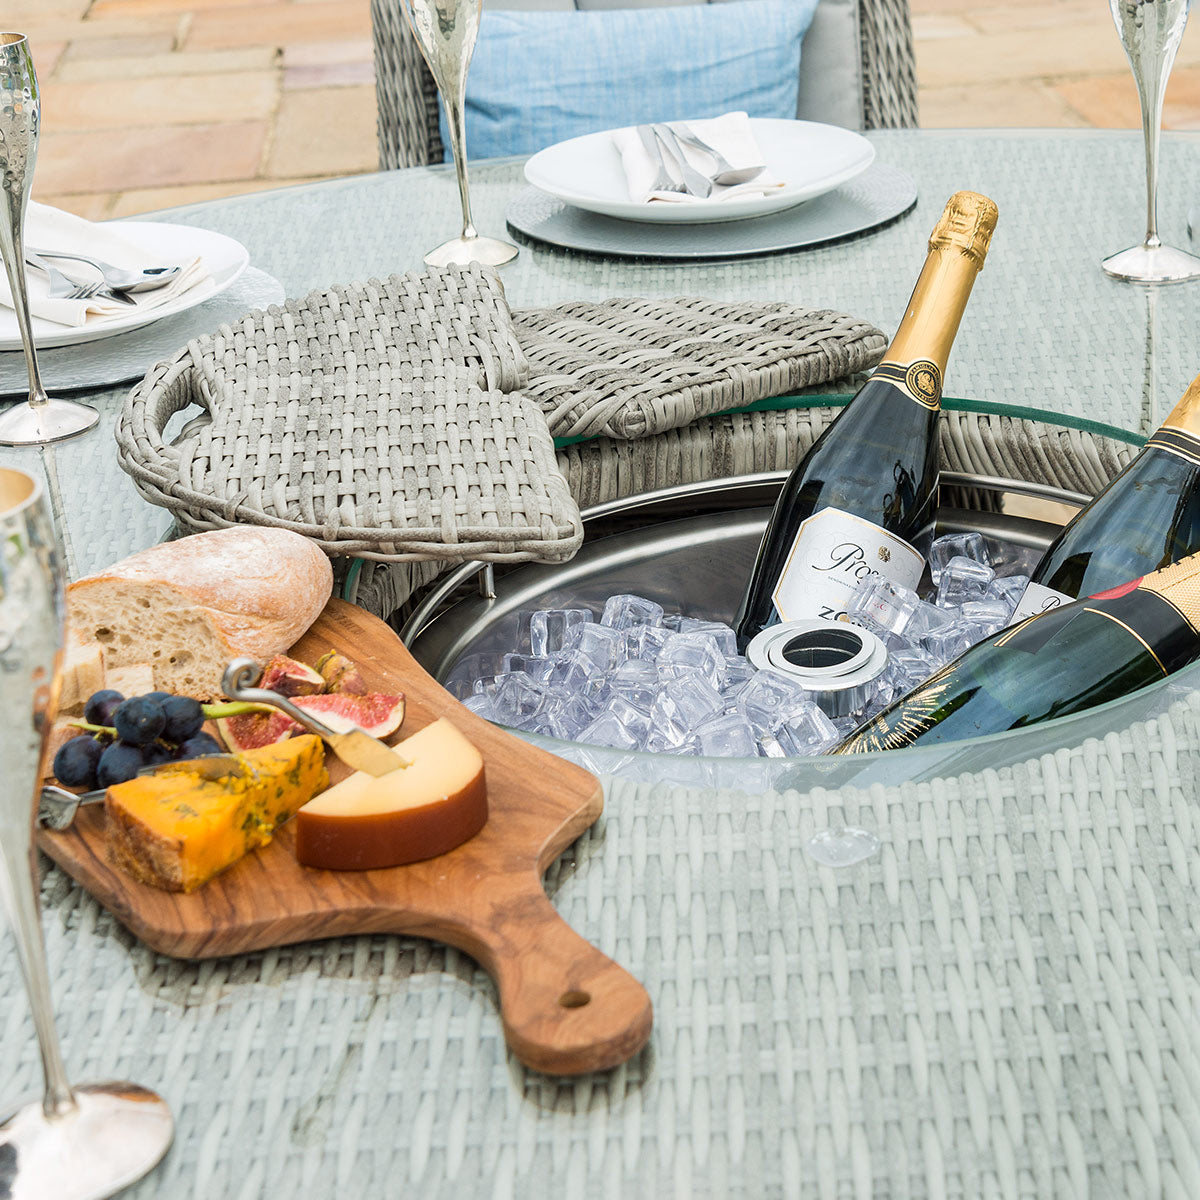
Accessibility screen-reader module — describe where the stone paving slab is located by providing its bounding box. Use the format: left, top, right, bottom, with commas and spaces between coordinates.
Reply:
14, 0, 1200, 219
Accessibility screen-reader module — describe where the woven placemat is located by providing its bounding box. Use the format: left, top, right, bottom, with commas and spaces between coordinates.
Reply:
512, 297, 887, 440
116, 267, 582, 563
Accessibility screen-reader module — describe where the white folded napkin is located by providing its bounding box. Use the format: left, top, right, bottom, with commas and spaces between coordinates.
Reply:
0, 202, 213, 328
613, 111, 784, 205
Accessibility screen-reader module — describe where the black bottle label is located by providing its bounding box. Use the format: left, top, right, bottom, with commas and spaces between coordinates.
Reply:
871, 359, 943, 411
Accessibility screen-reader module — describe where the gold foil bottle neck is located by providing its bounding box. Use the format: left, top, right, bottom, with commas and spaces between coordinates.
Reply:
1139, 551, 1200, 629
928, 191, 999, 270
1162, 371, 1200, 434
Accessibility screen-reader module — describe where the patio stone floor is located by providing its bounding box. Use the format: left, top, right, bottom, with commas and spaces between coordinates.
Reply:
18, 0, 1200, 219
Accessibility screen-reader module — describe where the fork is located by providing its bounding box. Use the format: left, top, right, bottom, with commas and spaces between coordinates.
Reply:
651, 124, 713, 198
635, 124, 686, 195
25, 256, 136, 306
27, 245, 181, 294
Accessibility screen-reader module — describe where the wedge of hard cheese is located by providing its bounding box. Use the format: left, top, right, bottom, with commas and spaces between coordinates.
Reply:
294, 718, 487, 871
106, 735, 328, 892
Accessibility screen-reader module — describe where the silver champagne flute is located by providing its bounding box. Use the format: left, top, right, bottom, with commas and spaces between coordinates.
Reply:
0, 467, 172, 1198
400, 0, 519, 267
1102, 0, 1200, 282
0, 34, 99, 445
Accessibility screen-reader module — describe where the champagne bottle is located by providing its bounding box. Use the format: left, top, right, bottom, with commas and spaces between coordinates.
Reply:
834, 552, 1200, 754
1011, 372, 1200, 622
733, 191, 999, 651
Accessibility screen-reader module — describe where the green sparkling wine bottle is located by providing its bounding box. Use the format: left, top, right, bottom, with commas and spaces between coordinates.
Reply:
1015, 373, 1200, 620
733, 191, 998, 651
834, 553, 1200, 754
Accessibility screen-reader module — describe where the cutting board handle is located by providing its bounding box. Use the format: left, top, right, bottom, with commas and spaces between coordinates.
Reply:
469, 878, 652, 1076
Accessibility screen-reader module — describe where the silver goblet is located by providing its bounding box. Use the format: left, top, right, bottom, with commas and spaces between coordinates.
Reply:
0, 466, 172, 1199
1102, 0, 1200, 282
400, 0, 519, 267
0, 33, 98, 445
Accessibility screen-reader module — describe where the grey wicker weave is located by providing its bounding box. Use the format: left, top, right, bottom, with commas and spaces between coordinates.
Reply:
116, 266, 583, 563
370, 0, 919, 171
514, 298, 886, 440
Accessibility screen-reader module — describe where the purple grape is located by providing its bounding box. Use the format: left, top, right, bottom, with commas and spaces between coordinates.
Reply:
177, 733, 222, 759
113, 696, 166, 746
97, 742, 145, 787
53, 736, 103, 789
84, 689, 124, 727
161, 696, 204, 742
142, 741, 174, 767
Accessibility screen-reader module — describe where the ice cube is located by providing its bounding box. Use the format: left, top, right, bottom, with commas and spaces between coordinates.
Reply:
540, 686, 598, 736
630, 625, 671, 662
608, 659, 659, 709
936, 556, 995, 607
906, 601, 955, 641
661, 613, 683, 632
601, 593, 664, 632
578, 711, 642, 751
847, 577, 923, 638
921, 620, 976, 665
657, 631, 726, 687
565, 622, 626, 671
500, 653, 555, 682
678, 618, 738, 656
491, 673, 548, 728
887, 645, 939, 694
695, 712, 759, 757
528, 608, 592, 657
601, 693, 652, 742
929, 532, 991, 584
986, 574, 1030, 615
777, 701, 841, 755
722, 656, 755, 689
545, 648, 608, 701
958, 598, 1010, 636
735, 669, 810, 731
460, 692, 496, 719
645, 676, 725, 751
443, 652, 508, 700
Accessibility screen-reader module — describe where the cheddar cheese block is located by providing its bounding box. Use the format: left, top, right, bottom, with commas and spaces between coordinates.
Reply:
294, 718, 487, 871
106, 735, 328, 892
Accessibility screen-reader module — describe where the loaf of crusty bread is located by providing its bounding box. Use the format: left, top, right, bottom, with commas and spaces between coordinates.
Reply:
68, 527, 333, 700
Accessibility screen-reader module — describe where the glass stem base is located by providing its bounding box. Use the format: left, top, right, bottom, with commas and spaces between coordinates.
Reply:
423, 233, 519, 268
0, 1082, 173, 1200
1101, 240, 1200, 283
0, 398, 99, 446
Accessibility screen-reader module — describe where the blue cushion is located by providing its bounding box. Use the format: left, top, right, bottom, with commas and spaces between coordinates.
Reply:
439, 0, 818, 161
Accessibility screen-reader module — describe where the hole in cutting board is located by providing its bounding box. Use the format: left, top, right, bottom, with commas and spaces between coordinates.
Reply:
558, 990, 591, 1009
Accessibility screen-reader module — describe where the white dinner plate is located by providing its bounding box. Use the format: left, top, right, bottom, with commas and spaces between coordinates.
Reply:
523, 118, 876, 224
0, 221, 250, 350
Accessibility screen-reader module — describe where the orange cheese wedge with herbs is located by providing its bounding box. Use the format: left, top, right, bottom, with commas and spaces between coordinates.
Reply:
105, 735, 328, 893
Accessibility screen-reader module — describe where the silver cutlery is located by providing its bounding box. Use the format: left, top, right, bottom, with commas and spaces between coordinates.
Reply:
25, 255, 136, 305
636, 124, 686, 195
27, 246, 181, 294
651, 123, 713, 198
670, 121, 765, 186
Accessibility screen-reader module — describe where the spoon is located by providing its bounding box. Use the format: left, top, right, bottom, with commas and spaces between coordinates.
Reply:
26, 246, 182, 294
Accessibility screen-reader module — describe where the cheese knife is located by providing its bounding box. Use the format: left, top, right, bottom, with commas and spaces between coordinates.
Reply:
221, 658, 410, 776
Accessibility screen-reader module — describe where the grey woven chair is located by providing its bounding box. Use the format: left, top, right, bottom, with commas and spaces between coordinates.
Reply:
371, 0, 919, 170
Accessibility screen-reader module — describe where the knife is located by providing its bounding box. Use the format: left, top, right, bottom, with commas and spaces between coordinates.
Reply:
221, 658, 410, 776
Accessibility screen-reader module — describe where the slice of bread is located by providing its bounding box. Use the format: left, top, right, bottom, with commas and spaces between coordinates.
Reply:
68, 527, 333, 700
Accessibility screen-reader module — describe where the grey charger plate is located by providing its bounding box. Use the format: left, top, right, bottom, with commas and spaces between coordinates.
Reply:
505, 162, 918, 260
0, 266, 285, 398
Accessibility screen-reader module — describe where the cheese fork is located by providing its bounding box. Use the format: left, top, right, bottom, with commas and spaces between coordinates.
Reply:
38, 754, 248, 830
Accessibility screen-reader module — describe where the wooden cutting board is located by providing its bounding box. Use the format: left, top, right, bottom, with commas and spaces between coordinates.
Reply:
37, 598, 652, 1077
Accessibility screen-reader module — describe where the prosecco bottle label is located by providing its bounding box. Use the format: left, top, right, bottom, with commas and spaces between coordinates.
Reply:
771, 506, 925, 623
1008, 580, 1072, 625
1146, 425, 1200, 466
871, 359, 943, 411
